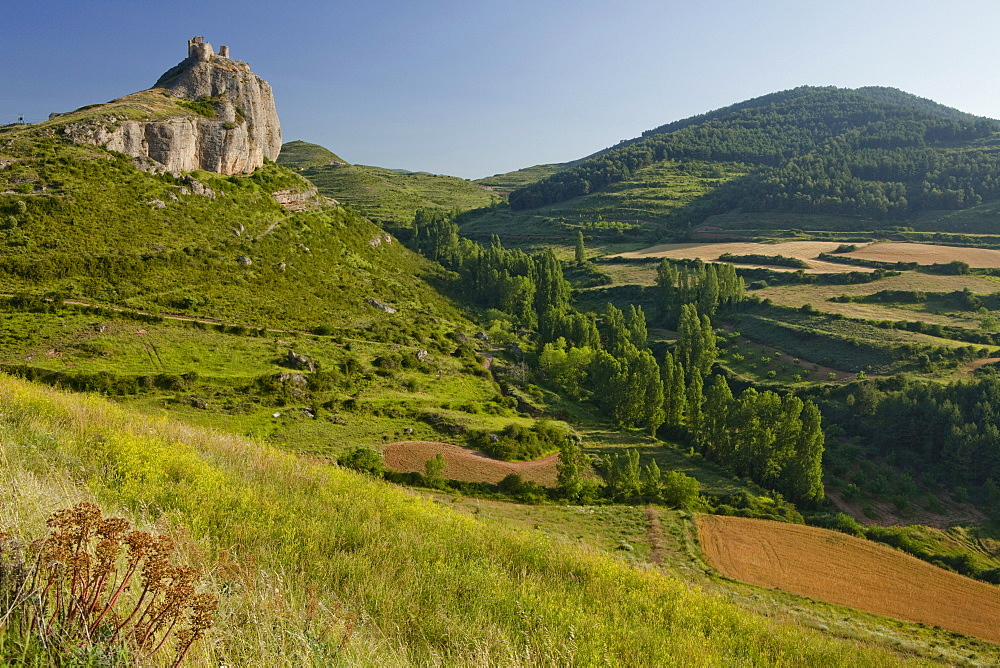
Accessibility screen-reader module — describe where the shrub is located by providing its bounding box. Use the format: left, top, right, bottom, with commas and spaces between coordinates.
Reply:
337, 447, 384, 476
470, 420, 571, 461
177, 97, 217, 118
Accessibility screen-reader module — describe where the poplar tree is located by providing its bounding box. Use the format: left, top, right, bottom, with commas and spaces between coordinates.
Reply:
625, 304, 648, 350
575, 230, 586, 264
643, 460, 662, 499
779, 402, 825, 503
557, 438, 585, 501
635, 350, 665, 436
601, 304, 634, 358
699, 375, 734, 458
661, 350, 687, 427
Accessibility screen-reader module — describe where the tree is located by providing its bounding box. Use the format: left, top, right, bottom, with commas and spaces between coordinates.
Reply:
575, 230, 586, 265
424, 452, 447, 487
661, 470, 700, 508
643, 460, 662, 499
661, 350, 687, 427
618, 449, 642, 501
699, 375, 733, 458
600, 304, 634, 358
337, 447, 384, 476
634, 350, 665, 435
557, 438, 585, 501
625, 305, 648, 350
778, 401, 825, 503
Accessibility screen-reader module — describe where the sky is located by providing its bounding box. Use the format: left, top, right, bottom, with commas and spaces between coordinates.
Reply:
3, 0, 1000, 179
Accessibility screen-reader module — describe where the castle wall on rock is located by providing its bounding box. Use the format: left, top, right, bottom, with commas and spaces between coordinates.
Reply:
187, 36, 231, 61
69, 36, 279, 175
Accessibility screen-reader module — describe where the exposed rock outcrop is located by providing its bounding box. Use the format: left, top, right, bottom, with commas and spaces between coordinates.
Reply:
68, 37, 280, 175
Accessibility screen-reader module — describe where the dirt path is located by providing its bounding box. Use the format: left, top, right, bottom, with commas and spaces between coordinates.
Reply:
698, 514, 1000, 644
961, 357, 1000, 374
382, 441, 559, 486
644, 506, 667, 565
2, 294, 398, 348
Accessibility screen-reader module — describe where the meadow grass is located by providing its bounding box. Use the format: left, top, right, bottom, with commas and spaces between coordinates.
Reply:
0, 375, 915, 666
286, 160, 498, 226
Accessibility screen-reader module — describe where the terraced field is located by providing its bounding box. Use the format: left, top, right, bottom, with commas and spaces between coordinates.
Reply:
698, 515, 1000, 644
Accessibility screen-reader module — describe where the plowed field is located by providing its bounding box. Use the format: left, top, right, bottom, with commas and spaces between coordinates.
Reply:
382, 441, 559, 485
697, 514, 1000, 643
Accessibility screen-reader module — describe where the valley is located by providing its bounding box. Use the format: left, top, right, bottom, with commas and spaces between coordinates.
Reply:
4, 32, 1000, 668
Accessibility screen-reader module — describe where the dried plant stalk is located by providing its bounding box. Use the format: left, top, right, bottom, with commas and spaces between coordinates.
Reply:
0, 503, 217, 665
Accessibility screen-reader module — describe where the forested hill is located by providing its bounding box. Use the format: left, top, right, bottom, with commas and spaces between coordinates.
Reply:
508, 85, 1000, 221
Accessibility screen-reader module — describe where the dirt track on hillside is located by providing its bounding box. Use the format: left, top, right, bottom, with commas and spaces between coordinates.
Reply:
382, 441, 559, 485
698, 514, 1000, 644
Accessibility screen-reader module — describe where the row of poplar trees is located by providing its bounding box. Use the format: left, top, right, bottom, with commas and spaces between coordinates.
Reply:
411, 211, 824, 504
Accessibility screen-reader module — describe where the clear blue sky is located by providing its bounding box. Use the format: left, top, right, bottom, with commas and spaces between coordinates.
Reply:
4, 0, 999, 178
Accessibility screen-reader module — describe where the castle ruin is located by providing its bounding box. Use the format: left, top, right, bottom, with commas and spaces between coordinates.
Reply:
187, 36, 230, 61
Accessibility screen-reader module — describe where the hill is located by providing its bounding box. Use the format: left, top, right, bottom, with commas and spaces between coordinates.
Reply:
278, 139, 347, 169
475, 161, 575, 194
0, 77, 533, 460
0, 376, 917, 665
461, 86, 1000, 247
277, 141, 498, 226
0, 128, 462, 334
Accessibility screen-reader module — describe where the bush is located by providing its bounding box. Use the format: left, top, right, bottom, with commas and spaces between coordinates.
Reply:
660, 470, 700, 508
469, 420, 571, 461
337, 447, 384, 476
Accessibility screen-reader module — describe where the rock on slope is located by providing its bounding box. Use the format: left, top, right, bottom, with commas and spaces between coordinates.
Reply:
69, 36, 281, 175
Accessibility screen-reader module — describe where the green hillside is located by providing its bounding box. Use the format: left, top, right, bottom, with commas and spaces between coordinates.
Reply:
475, 162, 574, 194
278, 141, 498, 226
0, 121, 472, 335
0, 376, 917, 666
277, 139, 347, 168
461, 160, 747, 246
5, 71, 1000, 666
462, 86, 1000, 248
0, 102, 536, 459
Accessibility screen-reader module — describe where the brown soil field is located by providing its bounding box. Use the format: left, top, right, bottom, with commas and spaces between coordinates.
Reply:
847, 241, 1000, 267
382, 441, 559, 485
615, 241, 871, 273
616, 240, 1000, 272
697, 515, 1000, 644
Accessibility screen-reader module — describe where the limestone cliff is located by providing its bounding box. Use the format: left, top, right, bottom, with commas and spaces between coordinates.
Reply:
67, 37, 281, 175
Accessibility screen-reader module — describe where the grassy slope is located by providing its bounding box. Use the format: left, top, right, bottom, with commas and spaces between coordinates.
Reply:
277, 139, 346, 168
460, 160, 746, 249
278, 142, 497, 226
0, 375, 915, 666
0, 125, 476, 336
0, 112, 548, 458
475, 162, 573, 194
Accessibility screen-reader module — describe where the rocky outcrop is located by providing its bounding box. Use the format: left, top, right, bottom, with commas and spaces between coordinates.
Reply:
69, 37, 280, 175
